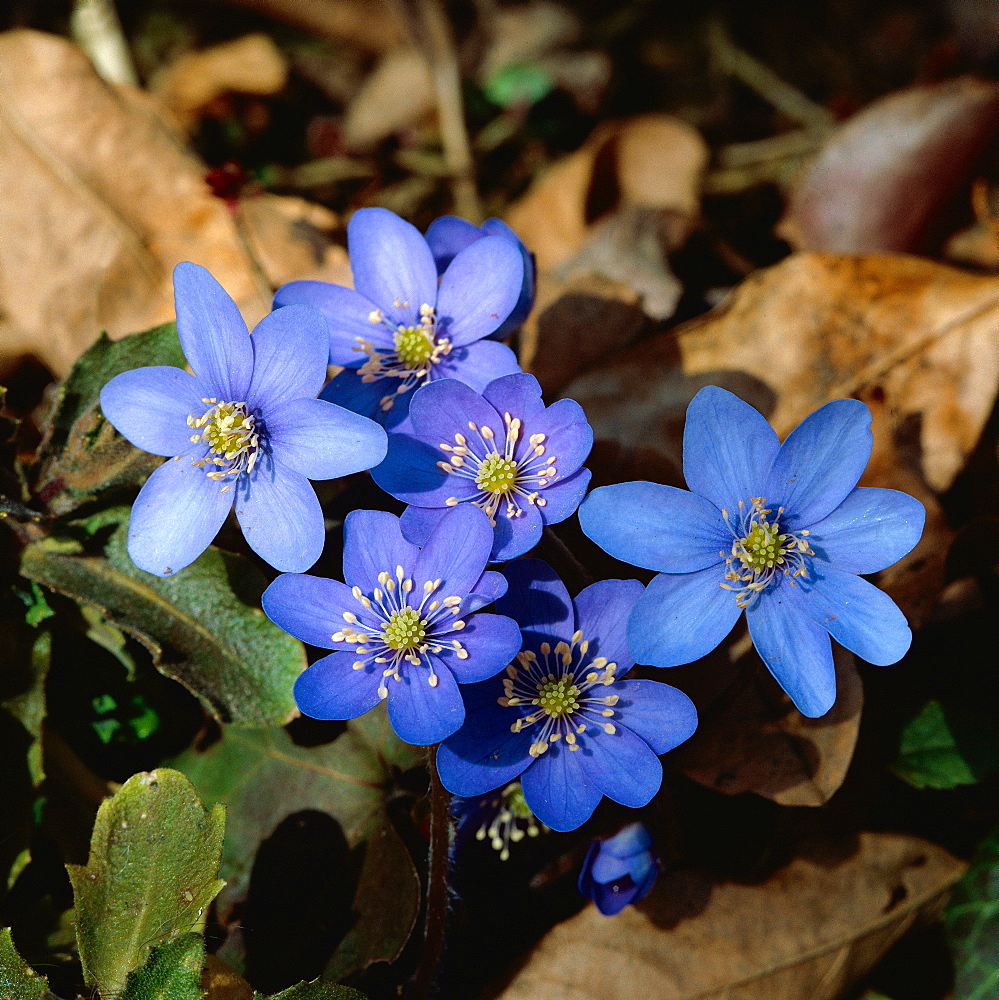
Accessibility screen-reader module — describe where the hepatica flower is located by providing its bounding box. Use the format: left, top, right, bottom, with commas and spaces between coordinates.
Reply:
579, 386, 925, 718
578, 822, 658, 916
372, 373, 593, 560
99, 262, 387, 577
262, 505, 522, 745
452, 780, 546, 861
273, 207, 524, 428
436, 560, 698, 832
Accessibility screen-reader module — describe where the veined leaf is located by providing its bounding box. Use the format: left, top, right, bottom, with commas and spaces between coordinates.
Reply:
0, 928, 58, 999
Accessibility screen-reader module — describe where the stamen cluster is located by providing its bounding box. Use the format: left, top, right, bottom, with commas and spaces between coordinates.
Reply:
187, 398, 260, 488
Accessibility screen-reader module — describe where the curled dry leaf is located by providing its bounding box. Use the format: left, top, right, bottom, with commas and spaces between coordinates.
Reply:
780, 77, 999, 254
490, 832, 964, 1000
0, 29, 338, 379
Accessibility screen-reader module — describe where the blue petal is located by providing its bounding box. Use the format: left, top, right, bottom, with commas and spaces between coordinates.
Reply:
386, 655, 464, 744
434, 339, 522, 392
482, 372, 546, 423
764, 398, 872, 529
792, 564, 912, 666
438, 613, 522, 683
535, 468, 592, 526
294, 650, 382, 721
100, 366, 203, 456
805, 487, 925, 574
579, 482, 729, 573
627, 565, 742, 667
521, 741, 604, 832
320, 369, 412, 429
266, 397, 387, 480
436, 697, 532, 795
436, 236, 523, 346
273, 281, 385, 366
347, 208, 438, 327
481, 218, 535, 335
412, 503, 494, 597
579, 724, 663, 808
245, 304, 328, 408
370, 432, 458, 506
127, 455, 233, 576
571, 579, 645, 668
612, 679, 698, 755
173, 262, 253, 401
425, 215, 482, 273
591, 880, 646, 916
408, 377, 504, 445
398, 504, 448, 547
465, 570, 508, 612
234, 461, 324, 572
497, 559, 573, 640
491, 497, 544, 560
746, 579, 836, 717
682, 386, 779, 513
527, 397, 593, 475
599, 822, 653, 859
341, 509, 421, 590
262, 574, 356, 649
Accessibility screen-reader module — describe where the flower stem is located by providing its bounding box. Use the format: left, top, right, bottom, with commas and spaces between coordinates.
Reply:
408, 748, 452, 1000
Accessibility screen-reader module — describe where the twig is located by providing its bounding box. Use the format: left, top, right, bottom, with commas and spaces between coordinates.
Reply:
70, 0, 139, 86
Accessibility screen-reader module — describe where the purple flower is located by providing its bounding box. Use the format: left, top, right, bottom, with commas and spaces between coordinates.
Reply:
578, 822, 658, 916
99, 262, 387, 577
372, 373, 593, 560
578, 386, 925, 718
273, 208, 524, 428
425, 215, 535, 338
436, 560, 698, 832
261, 504, 522, 745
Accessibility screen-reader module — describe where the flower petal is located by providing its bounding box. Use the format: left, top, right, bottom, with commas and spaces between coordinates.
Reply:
805, 486, 925, 573
273, 281, 386, 365
497, 559, 573, 640
579, 481, 729, 573
436, 236, 523, 346
370, 432, 458, 506
320, 369, 412, 429
571, 579, 645, 668
398, 504, 448, 547
764, 398, 872, 528
627, 565, 741, 667
266, 397, 387, 480
491, 497, 544, 560
526, 397, 592, 475
100, 366, 204, 456
246, 304, 328, 408
412, 503, 494, 597
481, 218, 535, 335
433, 339, 522, 392
682, 385, 779, 513
347, 208, 438, 327
520, 742, 604, 832
746, 580, 836, 717
408, 378, 504, 446
792, 564, 912, 666
465, 569, 508, 612
482, 372, 546, 423
341, 509, 421, 590
234, 461, 324, 572
262, 573, 356, 649
536, 468, 592, 527
386, 656, 464, 744
425, 215, 483, 273
612, 679, 698, 755
173, 261, 253, 400
127, 455, 233, 576
437, 613, 522, 683
294, 651, 382, 721
580, 724, 663, 809
436, 697, 532, 796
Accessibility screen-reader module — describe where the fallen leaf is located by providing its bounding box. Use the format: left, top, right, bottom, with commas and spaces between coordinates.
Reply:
489, 832, 964, 1000
780, 77, 999, 254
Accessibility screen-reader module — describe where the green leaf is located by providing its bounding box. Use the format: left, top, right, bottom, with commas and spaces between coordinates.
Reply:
258, 982, 367, 1000
34, 323, 185, 516
173, 707, 421, 981
20, 509, 305, 726
67, 769, 225, 1000
946, 825, 999, 1000
0, 927, 58, 999
892, 700, 999, 790
122, 934, 206, 1000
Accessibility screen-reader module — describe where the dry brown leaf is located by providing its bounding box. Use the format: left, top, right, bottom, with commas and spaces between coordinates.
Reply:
673, 646, 862, 807
0, 29, 340, 379
489, 832, 964, 1000
780, 77, 999, 254
479, 1, 581, 80
150, 33, 289, 134
201, 954, 253, 1000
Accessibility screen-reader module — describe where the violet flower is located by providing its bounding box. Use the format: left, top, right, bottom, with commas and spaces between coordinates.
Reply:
578, 822, 658, 916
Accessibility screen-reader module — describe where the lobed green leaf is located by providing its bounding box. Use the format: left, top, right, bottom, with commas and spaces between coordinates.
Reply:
0, 927, 59, 1000
122, 934, 206, 1000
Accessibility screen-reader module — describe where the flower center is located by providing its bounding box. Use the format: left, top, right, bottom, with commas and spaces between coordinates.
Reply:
393, 326, 435, 368
382, 607, 428, 651
536, 675, 580, 717
187, 398, 260, 487
475, 454, 519, 494
720, 498, 813, 608
468, 781, 545, 861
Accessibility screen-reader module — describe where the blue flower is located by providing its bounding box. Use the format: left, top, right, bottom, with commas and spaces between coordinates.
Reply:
436, 560, 698, 832
425, 215, 535, 338
372, 373, 593, 560
578, 385, 925, 718
99, 262, 387, 577
451, 780, 546, 861
578, 822, 658, 916
273, 208, 524, 429
261, 504, 523, 745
